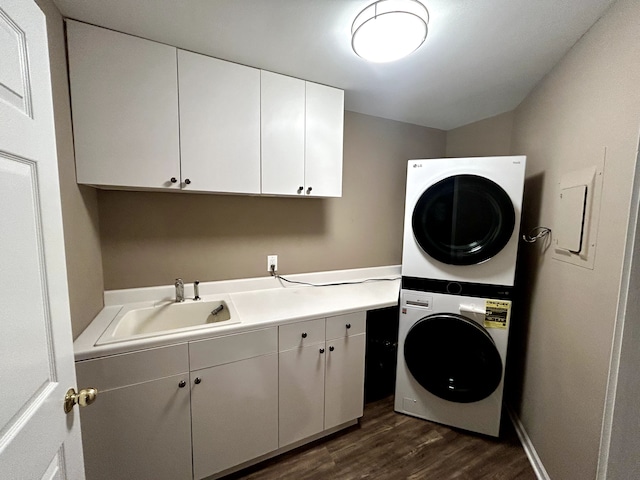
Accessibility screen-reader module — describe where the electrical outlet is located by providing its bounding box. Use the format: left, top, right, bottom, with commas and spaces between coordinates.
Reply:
267, 255, 278, 273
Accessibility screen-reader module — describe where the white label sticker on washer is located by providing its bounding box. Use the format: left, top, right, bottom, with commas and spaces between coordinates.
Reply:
484, 300, 511, 329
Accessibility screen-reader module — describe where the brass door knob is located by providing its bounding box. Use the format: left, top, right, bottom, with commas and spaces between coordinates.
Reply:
64, 387, 98, 414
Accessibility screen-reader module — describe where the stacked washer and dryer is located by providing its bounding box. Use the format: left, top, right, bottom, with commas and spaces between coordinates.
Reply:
395, 156, 526, 437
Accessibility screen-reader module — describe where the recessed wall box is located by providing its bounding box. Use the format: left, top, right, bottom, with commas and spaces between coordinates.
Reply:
552, 163, 604, 269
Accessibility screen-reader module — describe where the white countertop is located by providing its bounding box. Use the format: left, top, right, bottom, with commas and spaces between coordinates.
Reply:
74, 266, 401, 361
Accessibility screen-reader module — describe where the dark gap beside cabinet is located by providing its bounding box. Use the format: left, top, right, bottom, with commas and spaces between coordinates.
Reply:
365, 305, 399, 403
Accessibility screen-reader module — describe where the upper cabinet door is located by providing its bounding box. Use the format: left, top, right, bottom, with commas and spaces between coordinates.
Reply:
261, 71, 305, 196
67, 21, 180, 189
178, 50, 260, 194
305, 82, 344, 198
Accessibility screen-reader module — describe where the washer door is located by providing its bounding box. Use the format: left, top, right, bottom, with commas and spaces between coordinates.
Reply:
412, 174, 516, 265
404, 313, 503, 403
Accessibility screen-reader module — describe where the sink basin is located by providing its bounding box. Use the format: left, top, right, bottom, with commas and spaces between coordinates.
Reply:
96, 297, 240, 345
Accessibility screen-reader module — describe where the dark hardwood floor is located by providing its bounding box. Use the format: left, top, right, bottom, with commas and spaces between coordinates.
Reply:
225, 396, 536, 480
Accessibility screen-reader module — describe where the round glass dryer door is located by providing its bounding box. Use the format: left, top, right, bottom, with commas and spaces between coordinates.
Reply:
403, 313, 503, 403
412, 174, 516, 265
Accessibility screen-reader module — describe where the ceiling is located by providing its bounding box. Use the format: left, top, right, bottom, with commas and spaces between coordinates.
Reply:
52, 0, 615, 130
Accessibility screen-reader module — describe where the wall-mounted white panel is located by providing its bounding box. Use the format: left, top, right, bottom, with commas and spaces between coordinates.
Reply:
556, 185, 587, 252
553, 162, 604, 269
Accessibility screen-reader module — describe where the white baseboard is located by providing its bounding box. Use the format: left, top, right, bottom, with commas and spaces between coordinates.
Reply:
507, 406, 551, 480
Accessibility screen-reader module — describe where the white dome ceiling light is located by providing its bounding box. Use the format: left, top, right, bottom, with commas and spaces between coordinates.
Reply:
351, 0, 429, 63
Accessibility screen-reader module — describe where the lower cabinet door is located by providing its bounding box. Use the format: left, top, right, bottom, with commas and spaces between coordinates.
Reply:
79, 374, 192, 480
278, 344, 326, 447
191, 353, 278, 479
324, 333, 366, 430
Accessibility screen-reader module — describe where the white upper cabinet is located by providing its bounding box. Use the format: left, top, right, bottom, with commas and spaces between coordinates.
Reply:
67, 20, 181, 189
261, 71, 344, 197
260, 71, 306, 196
178, 50, 261, 194
67, 21, 343, 197
305, 82, 344, 197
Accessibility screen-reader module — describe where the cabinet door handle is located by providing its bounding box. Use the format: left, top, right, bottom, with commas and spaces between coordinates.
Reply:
346, 323, 351, 329
297, 186, 303, 194
178, 380, 186, 388
301, 332, 307, 339
184, 178, 191, 185
194, 377, 202, 385
329, 346, 335, 352
170, 177, 178, 183
306, 186, 313, 194
319, 348, 325, 354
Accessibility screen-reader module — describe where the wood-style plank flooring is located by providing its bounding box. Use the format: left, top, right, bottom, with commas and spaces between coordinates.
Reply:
226, 396, 536, 480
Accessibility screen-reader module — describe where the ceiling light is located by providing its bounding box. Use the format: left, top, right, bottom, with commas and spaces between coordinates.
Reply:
351, 0, 429, 63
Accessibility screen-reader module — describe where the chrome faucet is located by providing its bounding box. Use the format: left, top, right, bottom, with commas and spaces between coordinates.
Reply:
175, 278, 185, 303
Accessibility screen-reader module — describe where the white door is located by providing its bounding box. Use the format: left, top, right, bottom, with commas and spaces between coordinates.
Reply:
191, 355, 278, 479
0, 1, 86, 478
278, 345, 326, 447
324, 334, 366, 430
261, 70, 305, 196
178, 50, 261, 194
66, 20, 181, 190
305, 82, 344, 198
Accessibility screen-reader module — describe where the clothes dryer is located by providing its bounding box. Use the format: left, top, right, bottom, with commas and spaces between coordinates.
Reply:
394, 286, 512, 437
402, 156, 526, 287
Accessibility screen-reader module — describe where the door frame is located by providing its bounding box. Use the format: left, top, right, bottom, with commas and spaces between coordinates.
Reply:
597, 127, 640, 479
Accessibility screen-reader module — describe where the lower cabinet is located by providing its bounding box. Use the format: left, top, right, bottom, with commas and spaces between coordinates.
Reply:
279, 341, 326, 446
324, 333, 367, 430
278, 312, 367, 447
76, 345, 192, 480
188, 327, 279, 479
76, 313, 366, 480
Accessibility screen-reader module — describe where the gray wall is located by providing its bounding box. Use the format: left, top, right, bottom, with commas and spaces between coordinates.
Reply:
445, 0, 640, 478
512, 0, 640, 477
446, 111, 514, 158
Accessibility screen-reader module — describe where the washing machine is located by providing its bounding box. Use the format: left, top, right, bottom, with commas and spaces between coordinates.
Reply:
402, 156, 526, 287
394, 287, 511, 437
